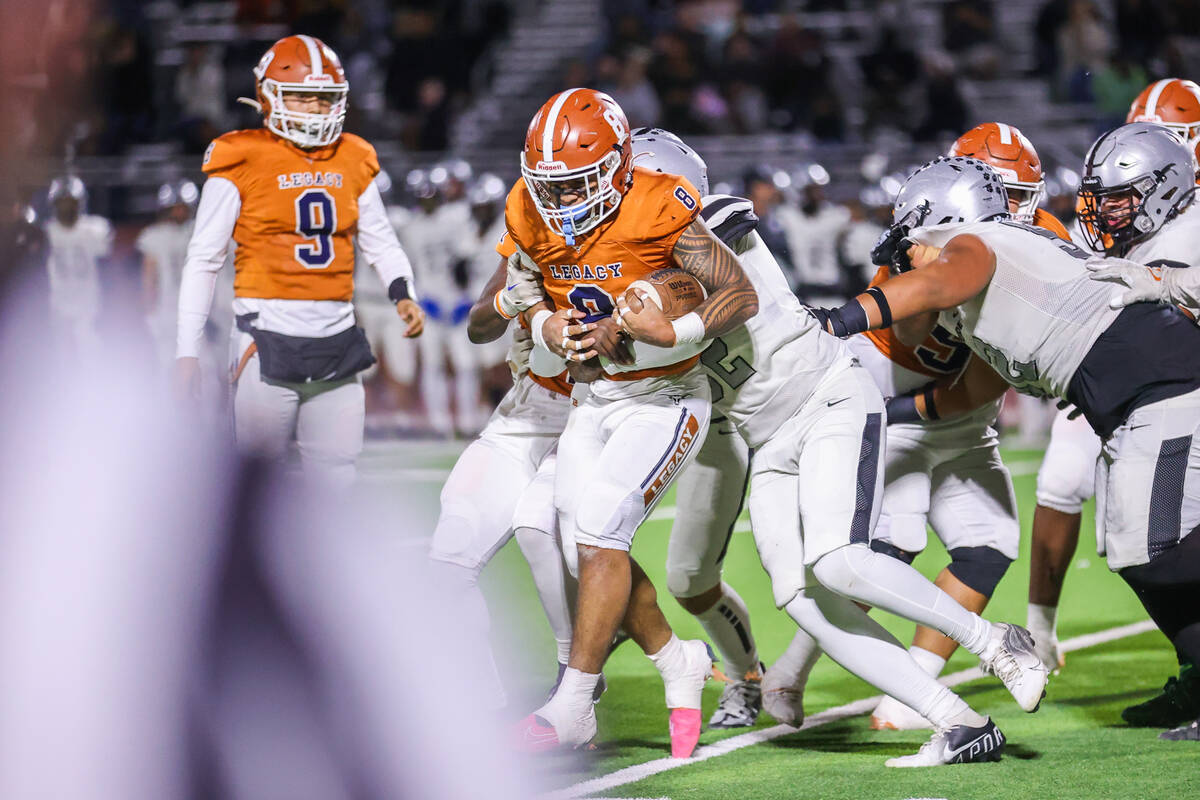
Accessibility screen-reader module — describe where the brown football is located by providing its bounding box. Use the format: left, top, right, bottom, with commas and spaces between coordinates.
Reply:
624, 268, 706, 320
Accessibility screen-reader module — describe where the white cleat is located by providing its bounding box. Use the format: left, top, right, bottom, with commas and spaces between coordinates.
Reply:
869, 694, 934, 731
708, 668, 763, 729
885, 717, 1005, 767
980, 622, 1049, 712
761, 664, 805, 727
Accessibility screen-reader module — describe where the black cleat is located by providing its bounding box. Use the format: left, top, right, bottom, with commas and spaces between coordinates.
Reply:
886, 717, 1006, 767
1122, 662, 1199, 728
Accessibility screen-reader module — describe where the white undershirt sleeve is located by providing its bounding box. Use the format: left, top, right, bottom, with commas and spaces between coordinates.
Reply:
357, 181, 418, 301
177, 176, 240, 359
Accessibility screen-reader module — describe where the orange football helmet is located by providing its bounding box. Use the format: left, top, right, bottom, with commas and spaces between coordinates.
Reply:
949, 122, 1045, 222
249, 35, 348, 148
1126, 78, 1200, 165
520, 88, 634, 244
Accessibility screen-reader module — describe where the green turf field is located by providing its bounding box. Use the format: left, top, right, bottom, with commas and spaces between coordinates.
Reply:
372, 442, 1195, 799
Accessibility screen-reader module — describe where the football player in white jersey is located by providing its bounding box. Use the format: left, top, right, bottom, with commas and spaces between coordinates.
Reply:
625, 133, 1048, 766
139, 181, 199, 370
1028, 83, 1200, 683
631, 129, 765, 729
766, 122, 1070, 733
775, 177, 852, 306
401, 169, 481, 436
44, 176, 112, 358
813, 143, 1200, 742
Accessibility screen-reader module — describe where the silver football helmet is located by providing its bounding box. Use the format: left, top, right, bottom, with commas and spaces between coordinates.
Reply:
891, 156, 1010, 232
47, 175, 88, 210
631, 127, 709, 196
156, 179, 199, 210
1077, 121, 1197, 255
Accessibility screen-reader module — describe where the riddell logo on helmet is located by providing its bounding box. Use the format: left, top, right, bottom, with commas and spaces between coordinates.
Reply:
536, 160, 568, 172
304, 74, 335, 84
1133, 113, 1164, 123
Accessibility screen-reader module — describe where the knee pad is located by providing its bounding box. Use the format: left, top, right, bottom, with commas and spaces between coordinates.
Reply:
869, 539, 918, 565
946, 546, 1013, 598
1035, 455, 1094, 515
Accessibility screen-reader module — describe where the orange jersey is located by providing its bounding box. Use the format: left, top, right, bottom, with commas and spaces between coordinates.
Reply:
503, 167, 701, 323
202, 128, 379, 301
864, 208, 1072, 377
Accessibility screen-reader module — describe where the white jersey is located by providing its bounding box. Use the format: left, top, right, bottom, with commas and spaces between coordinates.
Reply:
399, 204, 465, 310
841, 219, 885, 290
698, 195, 850, 448
776, 202, 851, 304
912, 219, 1119, 400
456, 213, 508, 301
45, 215, 112, 320
137, 220, 193, 321
1126, 201, 1200, 265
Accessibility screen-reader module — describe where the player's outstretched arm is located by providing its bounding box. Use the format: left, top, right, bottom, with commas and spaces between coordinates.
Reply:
886, 354, 1009, 424
814, 234, 995, 338
670, 219, 759, 339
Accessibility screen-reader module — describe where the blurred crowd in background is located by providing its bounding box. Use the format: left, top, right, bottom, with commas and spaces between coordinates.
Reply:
5, 0, 1200, 438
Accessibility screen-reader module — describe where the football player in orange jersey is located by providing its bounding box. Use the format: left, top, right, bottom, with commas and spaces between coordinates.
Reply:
506, 88, 758, 757
175, 35, 423, 487
764, 125, 1072, 731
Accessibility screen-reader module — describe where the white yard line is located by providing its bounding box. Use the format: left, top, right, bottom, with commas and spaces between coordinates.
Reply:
549, 619, 1158, 800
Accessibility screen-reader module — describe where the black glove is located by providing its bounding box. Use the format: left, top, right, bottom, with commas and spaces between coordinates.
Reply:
1055, 398, 1086, 421
870, 224, 908, 269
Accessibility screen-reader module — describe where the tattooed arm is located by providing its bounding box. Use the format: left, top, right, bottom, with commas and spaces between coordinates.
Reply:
616, 219, 759, 347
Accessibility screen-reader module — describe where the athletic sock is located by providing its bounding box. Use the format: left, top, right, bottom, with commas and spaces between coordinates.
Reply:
782, 586, 981, 730
909, 645, 948, 677
693, 583, 759, 678
769, 628, 822, 688
815, 546, 993, 655
648, 634, 699, 708
514, 526, 574, 656
1027, 602, 1059, 647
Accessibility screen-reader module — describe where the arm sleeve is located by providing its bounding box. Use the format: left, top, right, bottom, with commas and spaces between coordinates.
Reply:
357, 181, 417, 300
177, 176, 240, 359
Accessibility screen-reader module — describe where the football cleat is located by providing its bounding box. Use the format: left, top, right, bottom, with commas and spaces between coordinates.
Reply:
1123, 663, 1200, 728
514, 701, 597, 753
1159, 717, 1200, 741
979, 623, 1048, 712
885, 717, 1006, 767
708, 664, 764, 729
869, 694, 934, 731
661, 640, 721, 757
670, 708, 703, 758
761, 664, 806, 727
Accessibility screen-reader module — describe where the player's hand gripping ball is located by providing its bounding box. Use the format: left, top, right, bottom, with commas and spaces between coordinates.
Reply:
616, 268, 705, 346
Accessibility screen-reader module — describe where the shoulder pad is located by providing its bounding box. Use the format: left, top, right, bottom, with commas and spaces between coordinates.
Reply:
201, 132, 258, 176
340, 133, 380, 180
701, 194, 758, 247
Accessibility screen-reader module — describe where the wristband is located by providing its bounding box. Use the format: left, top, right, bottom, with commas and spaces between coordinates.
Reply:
670, 312, 706, 345
864, 287, 893, 328
387, 277, 413, 303
530, 309, 553, 351
823, 299, 869, 338
494, 289, 517, 320
885, 394, 922, 424
921, 385, 940, 421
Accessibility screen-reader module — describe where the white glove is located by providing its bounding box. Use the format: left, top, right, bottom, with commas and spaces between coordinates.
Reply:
1087, 255, 1173, 308
495, 252, 543, 318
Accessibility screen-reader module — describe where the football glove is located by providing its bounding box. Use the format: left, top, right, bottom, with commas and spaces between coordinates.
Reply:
496, 252, 544, 319
1086, 255, 1199, 309
870, 224, 914, 273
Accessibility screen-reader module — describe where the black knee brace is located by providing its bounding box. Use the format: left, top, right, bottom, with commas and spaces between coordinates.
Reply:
869, 539, 918, 565
947, 546, 1013, 598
